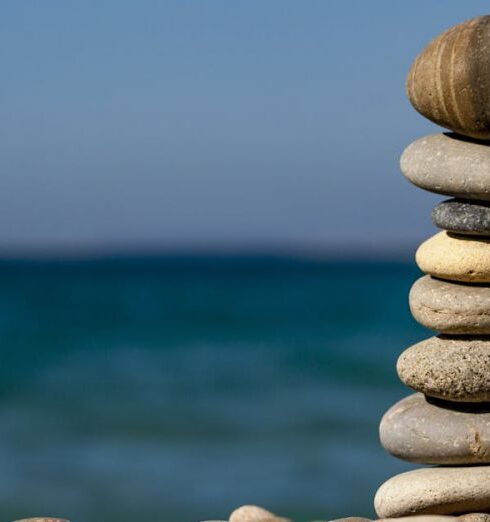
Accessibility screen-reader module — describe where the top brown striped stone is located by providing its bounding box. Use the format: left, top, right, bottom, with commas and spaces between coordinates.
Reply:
407, 15, 490, 140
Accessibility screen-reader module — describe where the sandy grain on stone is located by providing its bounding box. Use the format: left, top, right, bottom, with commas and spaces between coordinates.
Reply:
397, 336, 490, 402
401, 134, 490, 201
375, 466, 490, 517
409, 275, 490, 333
229, 505, 289, 522
416, 231, 490, 283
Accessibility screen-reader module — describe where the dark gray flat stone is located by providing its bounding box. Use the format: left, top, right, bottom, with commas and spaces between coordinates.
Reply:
433, 199, 490, 235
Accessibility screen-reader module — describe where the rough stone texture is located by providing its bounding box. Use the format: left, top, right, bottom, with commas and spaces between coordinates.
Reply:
401, 134, 490, 200
407, 16, 490, 139
305, 519, 370, 522
378, 518, 458, 522
416, 231, 490, 283
459, 516, 490, 522
433, 199, 490, 236
229, 506, 289, 522
374, 466, 490, 517
334, 519, 371, 522
328, 519, 371, 522
409, 275, 490, 334
397, 336, 490, 402
380, 393, 490, 464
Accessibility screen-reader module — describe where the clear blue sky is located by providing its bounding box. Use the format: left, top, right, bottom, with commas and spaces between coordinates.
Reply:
1, 1, 489, 255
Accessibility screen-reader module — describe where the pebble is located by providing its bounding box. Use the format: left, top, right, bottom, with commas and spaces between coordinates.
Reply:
459, 516, 490, 522
14, 517, 69, 522
374, 466, 490, 517
229, 505, 289, 522
378, 517, 490, 522
397, 336, 490, 402
407, 16, 490, 139
416, 231, 490, 283
378, 518, 458, 522
409, 275, 490, 334
380, 393, 490, 464
328, 519, 371, 522
433, 199, 490, 236
401, 134, 490, 200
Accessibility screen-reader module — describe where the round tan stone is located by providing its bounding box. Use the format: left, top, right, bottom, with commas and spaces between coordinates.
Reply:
397, 336, 490, 402
416, 231, 490, 283
374, 466, 490, 517
380, 393, 490, 464
229, 506, 288, 522
407, 16, 490, 139
401, 134, 490, 201
409, 275, 490, 334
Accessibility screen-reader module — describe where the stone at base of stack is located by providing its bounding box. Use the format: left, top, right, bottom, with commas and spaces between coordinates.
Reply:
376, 13, 490, 522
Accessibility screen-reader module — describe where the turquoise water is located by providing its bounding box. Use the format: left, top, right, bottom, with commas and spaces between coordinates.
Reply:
0, 257, 426, 522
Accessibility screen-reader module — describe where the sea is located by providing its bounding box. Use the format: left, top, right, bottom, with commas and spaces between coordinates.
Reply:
0, 256, 428, 522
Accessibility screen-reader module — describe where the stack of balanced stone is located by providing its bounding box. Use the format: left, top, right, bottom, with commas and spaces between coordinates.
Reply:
209, 14, 490, 522
375, 14, 490, 521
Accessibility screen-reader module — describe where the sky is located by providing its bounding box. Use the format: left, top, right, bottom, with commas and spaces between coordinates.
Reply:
1, 1, 490, 256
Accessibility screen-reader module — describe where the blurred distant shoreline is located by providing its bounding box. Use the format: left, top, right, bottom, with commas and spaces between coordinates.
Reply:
0, 240, 419, 263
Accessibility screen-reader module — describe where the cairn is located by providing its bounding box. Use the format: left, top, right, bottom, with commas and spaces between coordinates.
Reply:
211, 14, 490, 522
375, 14, 490, 520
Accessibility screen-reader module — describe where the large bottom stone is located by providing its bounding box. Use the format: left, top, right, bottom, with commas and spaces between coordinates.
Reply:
380, 393, 490, 464
375, 467, 490, 517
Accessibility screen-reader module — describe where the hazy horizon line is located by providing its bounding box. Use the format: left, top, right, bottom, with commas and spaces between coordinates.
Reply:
0, 239, 419, 262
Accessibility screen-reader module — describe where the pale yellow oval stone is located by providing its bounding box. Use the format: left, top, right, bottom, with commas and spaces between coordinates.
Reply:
416, 231, 490, 282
